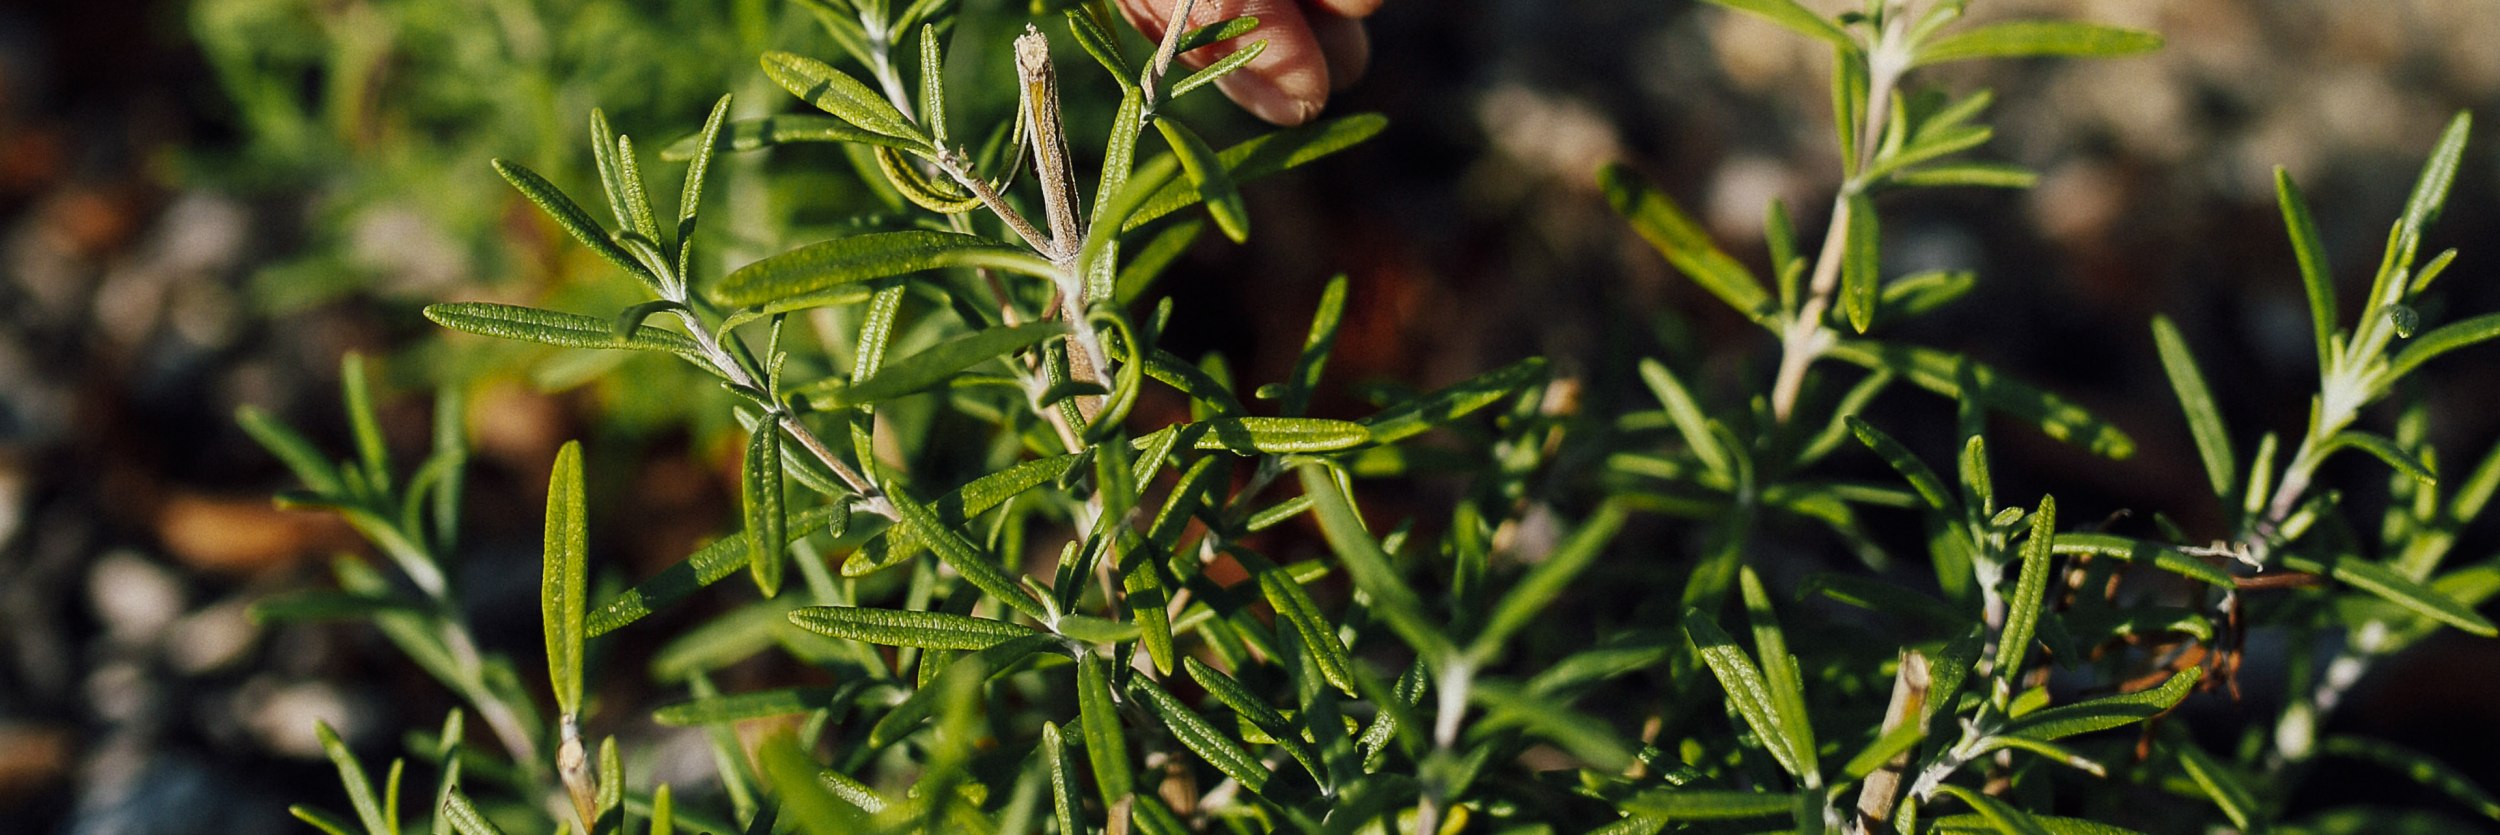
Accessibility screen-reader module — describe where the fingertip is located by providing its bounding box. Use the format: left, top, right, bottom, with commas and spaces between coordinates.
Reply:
1117, 0, 1334, 126
1310, 0, 1385, 18
1311, 13, 1369, 92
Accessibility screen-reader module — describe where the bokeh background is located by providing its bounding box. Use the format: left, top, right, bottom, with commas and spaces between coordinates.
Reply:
5, 0, 2500, 831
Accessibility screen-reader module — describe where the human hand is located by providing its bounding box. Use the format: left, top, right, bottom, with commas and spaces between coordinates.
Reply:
1113, 0, 1383, 126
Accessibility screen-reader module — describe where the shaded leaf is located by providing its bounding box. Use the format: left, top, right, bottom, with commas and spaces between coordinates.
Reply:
1599, 163, 1772, 321
1360, 357, 1549, 445
653, 686, 845, 727
1827, 340, 2135, 457
1125, 114, 1387, 231
2152, 316, 2236, 500
2327, 557, 2499, 636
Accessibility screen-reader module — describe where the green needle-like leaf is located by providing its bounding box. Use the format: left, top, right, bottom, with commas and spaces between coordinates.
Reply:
882, 473, 1048, 622
1684, 609, 1812, 780
1132, 676, 1270, 793
812, 323, 1066, 407
439, 789, 505, 835
2152, 316, 2236, 500
543, 440, 588, 718
1739, 565, 1819, 787
1156, 119, 1249, 243
2049, 533, 2234, 587
1842, 190, 1879, 333
1126, 113, 1387, 231
2400, 112, 2472, 248
1639, 359, 1732, 481
1931, 783, 2053, 835
787, 606, 1041, 649
313, 721, 389, 835
1360, 357, 1549, 445
1600, 163, 1773, 322
2173, 735, 2258, 830
1258, 565, 1359, 694
714, 230, 1054, 309
1297, 464, 1454, 664
1471, 502, 1627, 662
425, 303, 712, 368
1170, 39, 1268, 101
490, 159, 648, 284
1913, 20, 2162, 67
2324, 431, 2437, 485
1620, 788, 1796, 821
2001, 666, 2199, 742
676, 94, 733, 262
1702, 0, 1851, 46
2275, 169, 2339, 374
585, 505, 850, 635
2322, 735, 2500, 823
1170, 416, 1369, 454
653, 686, 844, 726
2325, 557, 2499, 636
1848, 417, 1957, 513
743, 422, 786, 596
1827, 340, 2135, 458
1076, 653, 1133, 806
237, 405, 343, 496
1185, 658, 1325, 786
2382, 312, 2500, 385
1994, 495, 2057, 699
759, 51, 928, 149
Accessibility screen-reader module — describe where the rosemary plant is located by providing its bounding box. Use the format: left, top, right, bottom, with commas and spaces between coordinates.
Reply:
246, 0, 2500, 833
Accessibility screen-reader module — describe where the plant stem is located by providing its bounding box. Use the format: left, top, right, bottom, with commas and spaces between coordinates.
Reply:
1771, 3, 1911, 422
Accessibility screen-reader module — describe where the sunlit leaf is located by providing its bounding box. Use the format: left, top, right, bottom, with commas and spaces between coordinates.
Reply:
1914, 20, 2162, 66
714, 230, 1054, 309
543, 440, 588, 718
759, 51, 928, 148
787, 606, 1041, 649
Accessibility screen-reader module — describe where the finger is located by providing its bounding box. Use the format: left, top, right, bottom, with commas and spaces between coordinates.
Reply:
1310, 12, 1369, 92
1115, 0, 1331, 125
1306, 0, 1383, 18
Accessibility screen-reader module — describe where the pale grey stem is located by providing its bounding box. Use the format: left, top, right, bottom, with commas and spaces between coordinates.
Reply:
671, 307, 896, 519
1139, 0, 1201, 111
1016, 26, 1084, 258
1770, 3, 1910, 422
933, 148, 1056, 256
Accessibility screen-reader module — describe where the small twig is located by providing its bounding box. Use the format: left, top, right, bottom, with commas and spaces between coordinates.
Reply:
1139, 0, 1201, 113
1849, 650, 1932, 834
